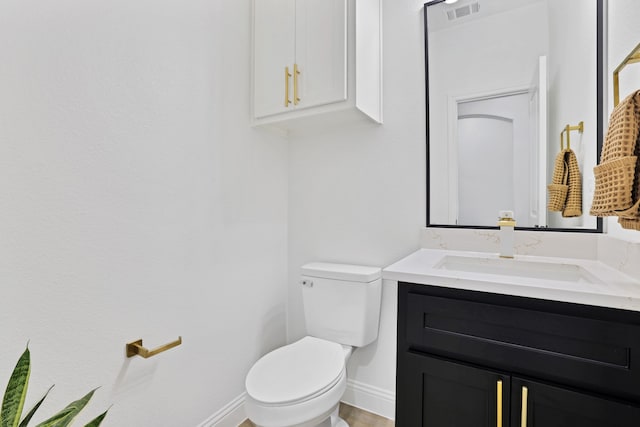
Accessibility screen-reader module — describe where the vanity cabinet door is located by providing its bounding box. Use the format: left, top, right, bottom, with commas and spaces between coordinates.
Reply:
512, 377, 640, 427
396, 353, 510, 427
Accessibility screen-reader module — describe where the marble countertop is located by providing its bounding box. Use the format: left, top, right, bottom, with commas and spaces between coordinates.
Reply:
383, 248, 640, 312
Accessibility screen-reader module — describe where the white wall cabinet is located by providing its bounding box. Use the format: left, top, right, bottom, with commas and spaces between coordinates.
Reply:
252, 0, 382, 132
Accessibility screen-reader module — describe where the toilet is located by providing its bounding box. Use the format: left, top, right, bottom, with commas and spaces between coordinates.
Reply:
245, 262, 382, 427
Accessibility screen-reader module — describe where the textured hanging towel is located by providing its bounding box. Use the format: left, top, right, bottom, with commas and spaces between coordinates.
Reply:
590, 90, 640, 230
548, 148, 582, 217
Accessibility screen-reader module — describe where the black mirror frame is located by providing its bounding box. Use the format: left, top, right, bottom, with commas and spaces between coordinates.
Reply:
424, 0, 604, 233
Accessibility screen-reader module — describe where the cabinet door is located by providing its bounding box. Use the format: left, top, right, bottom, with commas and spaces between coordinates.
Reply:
294, 0, 347, 110
253, 0, 295, 118
512, 378, 640, 427
397, 353, 510, 427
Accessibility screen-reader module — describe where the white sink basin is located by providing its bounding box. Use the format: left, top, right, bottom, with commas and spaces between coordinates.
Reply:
435, 255, 603, 284
383, 249, 640, 312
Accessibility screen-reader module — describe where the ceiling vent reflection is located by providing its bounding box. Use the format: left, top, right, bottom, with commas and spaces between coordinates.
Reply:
445, 1, 480, 20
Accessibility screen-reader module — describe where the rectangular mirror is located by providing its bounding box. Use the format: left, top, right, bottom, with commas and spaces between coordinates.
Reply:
425, 0, 604, 232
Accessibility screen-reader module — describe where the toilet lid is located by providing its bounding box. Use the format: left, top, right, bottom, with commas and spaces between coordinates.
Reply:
245, 336, 345, 405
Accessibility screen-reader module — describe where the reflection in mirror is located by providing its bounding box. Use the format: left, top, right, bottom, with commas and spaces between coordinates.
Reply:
426, 0, 603, 231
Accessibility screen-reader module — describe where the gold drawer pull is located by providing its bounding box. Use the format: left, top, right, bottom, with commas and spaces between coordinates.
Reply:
285, 66, 292, 107
521, 386, 529, 427
126, 336, 182, 359
293, 63, 301, 105
497, 380, 503, 427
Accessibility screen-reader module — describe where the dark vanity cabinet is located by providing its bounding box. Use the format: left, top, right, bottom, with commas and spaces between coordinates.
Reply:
396, 282, 640, 426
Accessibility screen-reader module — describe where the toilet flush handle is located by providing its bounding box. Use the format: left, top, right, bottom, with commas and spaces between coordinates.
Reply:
300, 279, 314, 288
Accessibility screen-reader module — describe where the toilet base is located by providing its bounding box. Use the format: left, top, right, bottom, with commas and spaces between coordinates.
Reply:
252, 406, 348, 427
316, 407, 348, 427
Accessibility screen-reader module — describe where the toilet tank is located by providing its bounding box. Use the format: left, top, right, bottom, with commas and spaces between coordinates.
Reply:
300, 262, 382, 347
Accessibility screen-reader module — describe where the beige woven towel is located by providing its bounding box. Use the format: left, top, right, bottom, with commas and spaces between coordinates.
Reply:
548, 149, 582, 217
590, 90, 640, 230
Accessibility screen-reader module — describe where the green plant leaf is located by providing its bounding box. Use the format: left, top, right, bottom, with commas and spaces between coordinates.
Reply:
32, 409, 73, 427
1, 347, 31, 427
18, 385, 53, 427
34, 389, 96, 427
83, 409, 108, 427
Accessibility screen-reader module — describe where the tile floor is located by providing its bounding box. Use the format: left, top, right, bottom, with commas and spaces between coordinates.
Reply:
238, 402, 394, 427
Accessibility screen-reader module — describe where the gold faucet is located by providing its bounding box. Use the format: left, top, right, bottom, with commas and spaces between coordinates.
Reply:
498, 211, 515, 258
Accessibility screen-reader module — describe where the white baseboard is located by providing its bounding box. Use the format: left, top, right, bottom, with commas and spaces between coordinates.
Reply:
341, 379, 395, 421
197, 392, 247, 427
198, 380, 396, 427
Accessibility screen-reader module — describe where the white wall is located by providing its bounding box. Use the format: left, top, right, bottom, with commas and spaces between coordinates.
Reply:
0, 1, 288, 425
606, 0, 640, 242
287, 0, 428, 406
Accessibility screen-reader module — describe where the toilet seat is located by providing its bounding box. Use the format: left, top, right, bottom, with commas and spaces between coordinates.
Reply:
245, 336, 346, 406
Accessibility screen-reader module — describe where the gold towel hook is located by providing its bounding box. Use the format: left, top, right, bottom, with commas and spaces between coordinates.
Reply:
560, 121, 584, 151
126, 336, 182, 359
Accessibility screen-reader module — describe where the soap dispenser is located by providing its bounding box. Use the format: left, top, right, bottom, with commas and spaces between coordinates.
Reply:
498, 210, 515, 259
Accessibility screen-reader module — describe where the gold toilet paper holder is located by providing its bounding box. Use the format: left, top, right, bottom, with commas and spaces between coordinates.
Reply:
126, 336, 182, 358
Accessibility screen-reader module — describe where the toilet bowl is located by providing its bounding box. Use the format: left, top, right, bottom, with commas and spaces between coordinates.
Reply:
244, 262, 382, 427
245, 336, 352, 427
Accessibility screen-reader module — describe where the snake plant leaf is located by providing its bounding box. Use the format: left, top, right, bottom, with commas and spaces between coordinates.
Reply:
1, 347, 31, 427
31, 408, 73, 427
18, 385, 54, 427
83, 409, 108, 427
34, 389, 96, 427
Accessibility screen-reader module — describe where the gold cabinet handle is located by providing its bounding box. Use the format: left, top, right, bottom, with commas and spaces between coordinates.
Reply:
126, 336, 182, 359
521, 386, 528, 427
284, 66, 292, 107
497, 380, 503, 427
293, 63, 301, 105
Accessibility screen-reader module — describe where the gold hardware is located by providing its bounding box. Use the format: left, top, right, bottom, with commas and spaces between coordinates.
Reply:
497, 380, 503, 427
285, 66, 292, 107
126, 336, 182, 359
613, 42, 640, 106
560, 121, 584, 150
521, 386, 528, 427
293, 63, 301, 105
